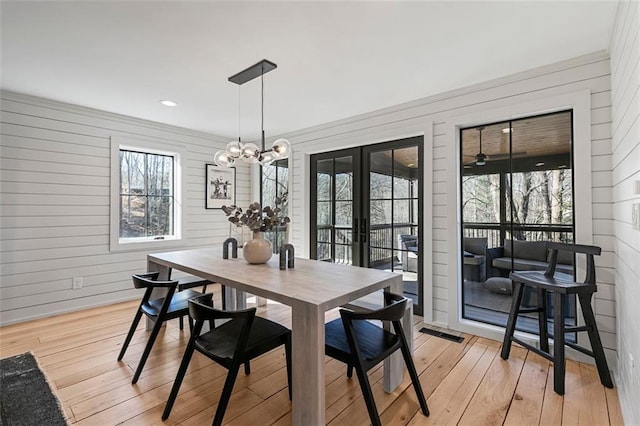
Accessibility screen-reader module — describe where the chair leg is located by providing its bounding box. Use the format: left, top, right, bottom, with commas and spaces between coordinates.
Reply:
213, 365, 241, 426
162, 342, 197, 420
552, 292, 565, 395
501, 281, 524, 360
538, 288, 549, 353
131, 317, 163, 384
179, 316, 184, 330
347, 365, 353, 378
399, 344, 429, 416
352, 364, 381, 426
118, 309, 143, 361
285, 334, 292, 401
244, 361, 251, 375
578, 292, 613, 388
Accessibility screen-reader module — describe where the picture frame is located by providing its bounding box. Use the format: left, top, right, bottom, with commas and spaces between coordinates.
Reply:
205, 164, 235, 209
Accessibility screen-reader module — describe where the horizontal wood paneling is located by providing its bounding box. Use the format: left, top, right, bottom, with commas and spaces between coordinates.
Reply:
0, 91, 247, 324
609, 1, 640, 425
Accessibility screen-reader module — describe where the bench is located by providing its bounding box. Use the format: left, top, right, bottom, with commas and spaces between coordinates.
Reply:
487, 239, 573, 278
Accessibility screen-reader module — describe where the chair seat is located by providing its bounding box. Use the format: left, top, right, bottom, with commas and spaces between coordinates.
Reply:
196, 316, 290, 365
510, 271, 593, 294
325, 318, 399, 367
142, 289, 201, 318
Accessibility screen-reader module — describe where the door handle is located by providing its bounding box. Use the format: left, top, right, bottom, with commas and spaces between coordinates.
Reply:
353, 218, 359, 243
360, 218, 367, 243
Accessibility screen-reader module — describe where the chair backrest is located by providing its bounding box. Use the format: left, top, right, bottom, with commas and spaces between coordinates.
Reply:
545, 242, 601, 284
132, 272, 178, 289
340, 292, 407, 323
464, 237, 487, 255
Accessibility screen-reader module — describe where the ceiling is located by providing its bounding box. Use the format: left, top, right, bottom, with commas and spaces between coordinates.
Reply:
0, 1, 616, 142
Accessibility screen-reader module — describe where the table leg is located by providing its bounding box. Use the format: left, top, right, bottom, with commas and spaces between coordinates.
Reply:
384, 276, 407, 392
291, 303, 324, 425
146, 260, 171, 331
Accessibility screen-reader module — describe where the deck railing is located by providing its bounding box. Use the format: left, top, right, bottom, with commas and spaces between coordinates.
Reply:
463, 222, 573, 248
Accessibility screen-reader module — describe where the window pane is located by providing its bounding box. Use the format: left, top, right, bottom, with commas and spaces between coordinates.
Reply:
317, 201, 331, 225
370, 200, 391, 225
317, 160, 333, 201
393, 199, 410, 223
317, 228, 331, 243
120, 151, 145, 195
335, 201, 352, 226
120, 195, 146, 237
370, 172, 392, 199
393, 176, 410, 198
316, 243, 331, 261
148, 196, 173, 235
147, 154, 173, 195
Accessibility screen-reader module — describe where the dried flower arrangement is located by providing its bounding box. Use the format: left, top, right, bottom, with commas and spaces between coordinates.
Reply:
222, 198, 290, 233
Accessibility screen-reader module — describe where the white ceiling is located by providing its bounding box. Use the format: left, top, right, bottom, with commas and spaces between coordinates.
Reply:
1, 1, 616, 141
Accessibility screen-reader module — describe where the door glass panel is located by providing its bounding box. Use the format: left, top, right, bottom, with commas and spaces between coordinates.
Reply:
316, 201, 331, 226
335, 202, 352, 226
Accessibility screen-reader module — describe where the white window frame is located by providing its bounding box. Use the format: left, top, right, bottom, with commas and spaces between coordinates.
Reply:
110, 136, 185, 252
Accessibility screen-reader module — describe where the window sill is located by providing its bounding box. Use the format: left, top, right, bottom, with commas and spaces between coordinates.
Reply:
109, 237, 185, 253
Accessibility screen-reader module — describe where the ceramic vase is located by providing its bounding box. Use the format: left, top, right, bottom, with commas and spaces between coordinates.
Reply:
243, 232, 273, 264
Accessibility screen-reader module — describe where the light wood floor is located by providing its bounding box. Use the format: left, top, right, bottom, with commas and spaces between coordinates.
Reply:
0, 289, 624, 425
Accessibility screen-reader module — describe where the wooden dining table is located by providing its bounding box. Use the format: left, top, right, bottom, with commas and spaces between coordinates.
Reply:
147, 247, 410, 425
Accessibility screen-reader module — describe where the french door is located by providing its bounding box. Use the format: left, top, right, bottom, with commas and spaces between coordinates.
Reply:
310, 137, 423, 314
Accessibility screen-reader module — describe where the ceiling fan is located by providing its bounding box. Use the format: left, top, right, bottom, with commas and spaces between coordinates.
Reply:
463, 126, 527, 166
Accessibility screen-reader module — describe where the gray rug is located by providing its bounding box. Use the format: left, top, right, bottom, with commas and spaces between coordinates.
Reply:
0, 352, 67, 426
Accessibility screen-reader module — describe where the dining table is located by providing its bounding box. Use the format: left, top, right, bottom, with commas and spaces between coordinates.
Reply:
147, 247, 411, 425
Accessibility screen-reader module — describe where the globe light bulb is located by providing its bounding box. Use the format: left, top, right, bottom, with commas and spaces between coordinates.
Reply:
225, 140, 243, 159
214, 150, 235, 168
272, 138, 291, 159
259, 150, 276, 166
241, 143, 260, 164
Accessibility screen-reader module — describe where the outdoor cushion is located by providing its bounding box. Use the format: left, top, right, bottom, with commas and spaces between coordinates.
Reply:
503, 239, 548, 262
464, 237, 487, 256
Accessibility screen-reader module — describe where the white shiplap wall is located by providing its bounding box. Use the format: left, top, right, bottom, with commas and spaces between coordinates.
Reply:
0, 91, 250, 325
610, 1, 640, 424
280, 51, 616, 363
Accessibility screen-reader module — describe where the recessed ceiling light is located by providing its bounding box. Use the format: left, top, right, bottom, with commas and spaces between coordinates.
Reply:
502, 128, 513, 134
463, 165, 472, 169
160, 100, 177, 107
407, 163, 416, 168
535, 162, 545, 167
558, 164, 567, 169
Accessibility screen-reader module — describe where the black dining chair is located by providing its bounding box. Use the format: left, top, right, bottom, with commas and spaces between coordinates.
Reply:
165, 268, 226, 330
325, 292, 429, 426
117, 272, 204, 384
162, 293, 292, 426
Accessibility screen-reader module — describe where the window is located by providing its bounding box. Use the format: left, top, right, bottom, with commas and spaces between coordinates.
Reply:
110, 137, 184, 251
261, 159, 289, 253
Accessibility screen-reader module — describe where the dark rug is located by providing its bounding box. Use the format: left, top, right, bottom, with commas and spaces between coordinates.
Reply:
0, 352, 67, 426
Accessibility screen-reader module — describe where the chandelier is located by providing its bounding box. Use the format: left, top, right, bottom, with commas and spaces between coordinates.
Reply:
214, 59, 291, 168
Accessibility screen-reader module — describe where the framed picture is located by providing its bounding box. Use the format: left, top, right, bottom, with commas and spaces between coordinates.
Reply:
205, 164, 235, 209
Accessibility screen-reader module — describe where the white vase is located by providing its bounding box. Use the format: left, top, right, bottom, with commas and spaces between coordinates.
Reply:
243, 232, 273, 264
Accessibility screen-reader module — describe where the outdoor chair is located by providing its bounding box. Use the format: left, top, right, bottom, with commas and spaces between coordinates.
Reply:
501, 242, 613, 395
162, 293, 292, 426
117, 272, 203, 384
324, 292, 429, 426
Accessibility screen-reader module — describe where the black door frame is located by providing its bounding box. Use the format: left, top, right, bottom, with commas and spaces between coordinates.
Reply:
310, 136, 424, 315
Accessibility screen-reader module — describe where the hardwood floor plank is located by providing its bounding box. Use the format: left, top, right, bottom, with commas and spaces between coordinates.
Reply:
539, 365, 564, 425
578, 361, 610, 425
457, 345, 527, 425
503, 351, 549, 426
408, 340, 498, 425
604, 387, 624, 425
